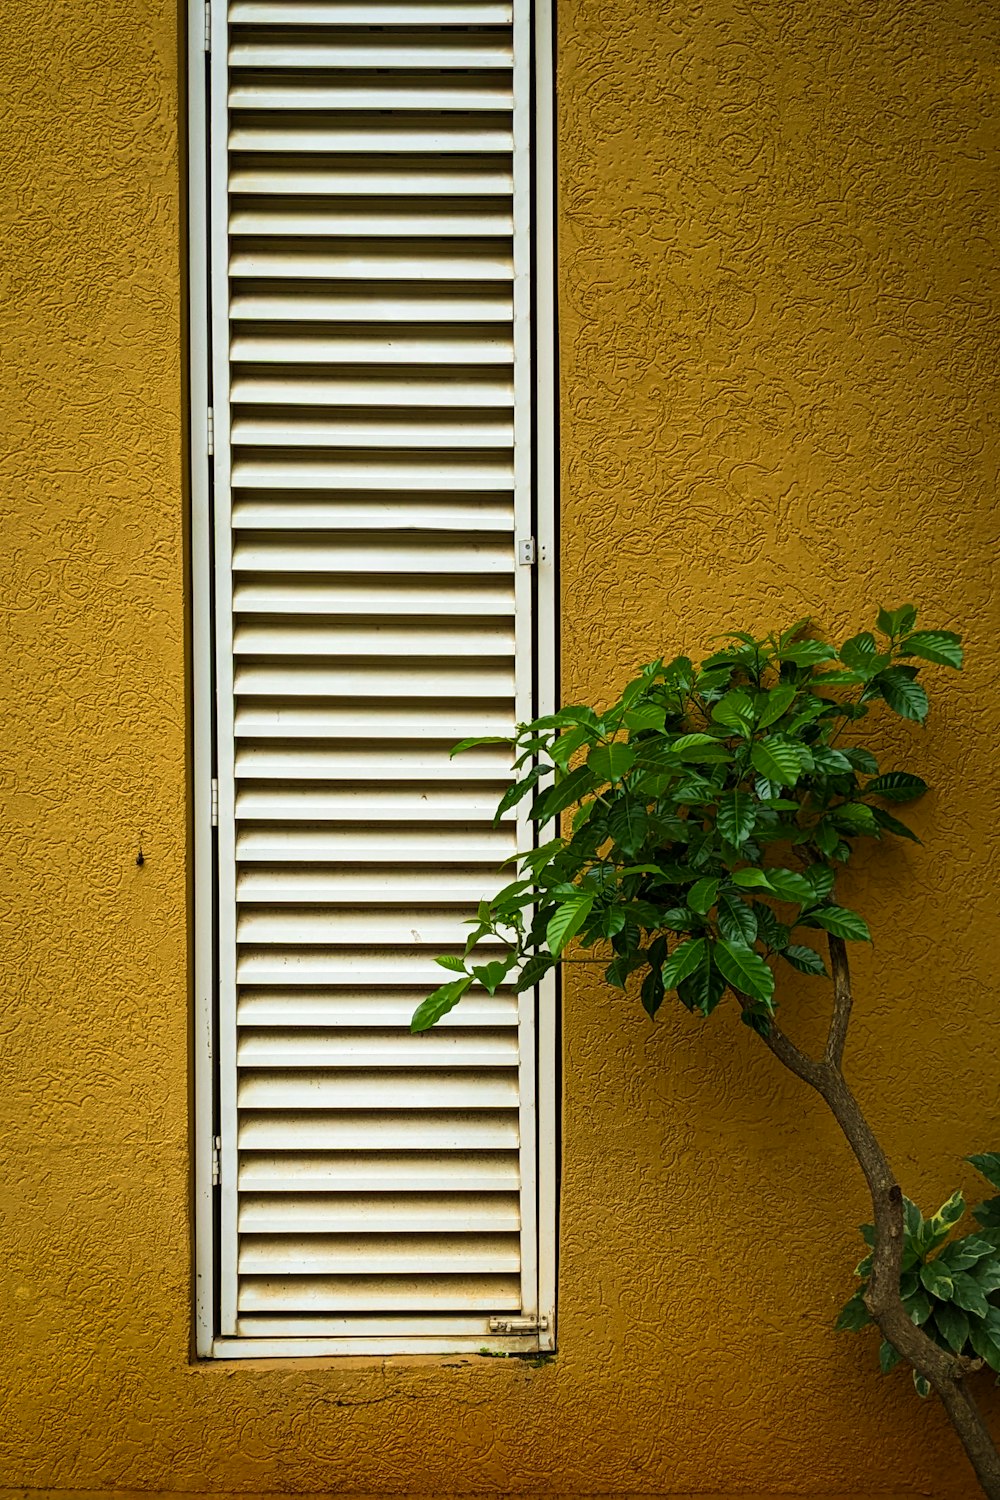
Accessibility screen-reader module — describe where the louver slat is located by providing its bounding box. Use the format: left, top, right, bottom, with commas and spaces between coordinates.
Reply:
210, 0, 543, 1350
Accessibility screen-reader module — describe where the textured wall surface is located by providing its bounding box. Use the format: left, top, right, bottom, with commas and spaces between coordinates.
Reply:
1, 0, 997, 1496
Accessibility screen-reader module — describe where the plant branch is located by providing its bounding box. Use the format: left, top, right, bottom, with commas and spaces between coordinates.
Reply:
824, 934, 853, 1067
752, 1012, 826, 1090
748, 950, 1000, 1499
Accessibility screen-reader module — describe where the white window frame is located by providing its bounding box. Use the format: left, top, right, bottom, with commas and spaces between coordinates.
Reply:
187, 0, 558, 1360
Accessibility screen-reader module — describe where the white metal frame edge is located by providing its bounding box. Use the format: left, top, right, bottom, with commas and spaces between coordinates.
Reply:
188, 0, 216, 1360
533, 0, 558, 1355
188, 0, 560, 1360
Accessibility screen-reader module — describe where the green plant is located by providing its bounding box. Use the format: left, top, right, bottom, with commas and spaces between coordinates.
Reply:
409, 608, 1000, 1497
840, 1159, 1000, 1395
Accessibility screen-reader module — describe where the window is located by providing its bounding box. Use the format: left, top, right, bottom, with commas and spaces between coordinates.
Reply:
189, 0, 556, 1357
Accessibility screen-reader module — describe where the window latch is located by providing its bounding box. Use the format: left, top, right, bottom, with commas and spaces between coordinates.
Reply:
488, 1315, 549, 1333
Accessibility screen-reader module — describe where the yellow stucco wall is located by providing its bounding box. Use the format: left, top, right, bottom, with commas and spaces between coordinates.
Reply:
2, 0, 997, 1495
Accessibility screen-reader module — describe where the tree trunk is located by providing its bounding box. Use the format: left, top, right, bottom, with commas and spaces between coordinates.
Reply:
751, 937, 1000, 1498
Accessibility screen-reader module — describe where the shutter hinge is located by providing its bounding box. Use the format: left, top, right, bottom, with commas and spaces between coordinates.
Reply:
206, 406, 215, 457
489, 1315, 549, 1333
210, 777, 219, 827
203, 0, 212, 51
517, 537, 536, 566
211, 1135, 221, 1186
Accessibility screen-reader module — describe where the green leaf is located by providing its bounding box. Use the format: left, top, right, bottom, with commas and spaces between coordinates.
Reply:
782, 944, 828, 977
494, 767, 543, 819
973, 1198, 1000, 1229
836, 1291, 872, 1332
676, 944, 726, 1016
531, 763, 595, 821
670, 732, 720, 754
436, 955, 468, 974
815, 669, 867, 686
451, 734, 512, 755
761, 867, 816, 905
656, 906, 698, 932
411, 976, 474, 1032
905, 1287, 932, 1326
832, 802, 881, 836
928, 1189, 966, 1237
532, 705, 600, 731
671, 733, 733, 765
716, 891, 758, 946
623, 702, 667, 732
875, 667, 929, 723
940, 1237, 994, 1273
599, 906, 627, 938
811, 745, 855, 774
606, 798, 650, 859
731, 868, 773, 890
973, 1262, 1000, 1297
842, 747, 879, 775
549, 724, 592, 769
839, 632, 882, 670
950, 1271, 990, 1318
969, 1321, 1000, 1372
640, 963, 665, 1019
546, 894, 595, 957
711, 689, 754, 733
877, 604, 918, 639
619, 675, 648, 708
755, 684, 797, 729
919, 1260, 954, 1299
661, 937, 709, 991
717, 789, 756, 846
913, 1371, 931, 1399
934, 1300, 970, 1354
958, 1237, 1000, 1268
714, 941, 775, 1005
864, 772, 928, 803
968, 1154, 1000, 1191
471, 959, 513, 995
904, 1196, 924, 1240
804, 864, 835, 903
515, 952, 555, 992
693, 667, 731, 696
879, 1339, 904, 1374
808, 906, 872, 942
778, 639, 838, 666
687, 876, 721, 916
588, 742, 636, 783
751, 737, 806, 787
870, 806, 922, 844
900, 630, 963, 670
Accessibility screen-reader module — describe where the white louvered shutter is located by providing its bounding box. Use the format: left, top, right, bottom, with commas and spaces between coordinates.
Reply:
205, 0, 553, 1353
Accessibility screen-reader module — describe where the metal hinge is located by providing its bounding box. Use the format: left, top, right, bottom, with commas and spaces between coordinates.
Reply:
206, 406, 215, 456
517, 537, 536, 565
489, 1315, 549, 1333
203, 0, 212, 51
211, 1136, 221, 1186
210, 777, 219, 827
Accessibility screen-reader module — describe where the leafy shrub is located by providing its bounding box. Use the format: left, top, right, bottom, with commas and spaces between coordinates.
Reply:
409, 607, 1000, 1498
412, 605, 961, 1034
840, 1157, 1000, 1396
